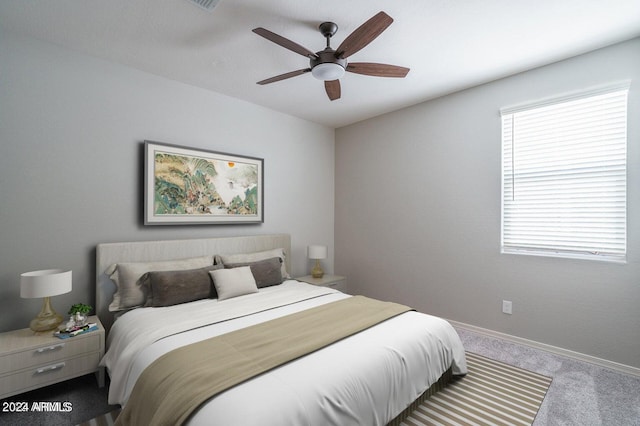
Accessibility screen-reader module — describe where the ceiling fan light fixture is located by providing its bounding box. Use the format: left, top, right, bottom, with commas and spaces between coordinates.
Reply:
311, 63, 345, 81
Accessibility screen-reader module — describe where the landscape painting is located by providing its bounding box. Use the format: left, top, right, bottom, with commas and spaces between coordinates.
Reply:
144, 141, 263, 225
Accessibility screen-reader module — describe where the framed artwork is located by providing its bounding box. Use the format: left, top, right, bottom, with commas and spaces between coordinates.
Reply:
144, 141, 264, 225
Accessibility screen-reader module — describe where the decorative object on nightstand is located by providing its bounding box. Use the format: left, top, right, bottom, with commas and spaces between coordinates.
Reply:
307, 245, 327, 278
68, 303, 92, 327
20, 269, 72, 332
54, 322, 99, 339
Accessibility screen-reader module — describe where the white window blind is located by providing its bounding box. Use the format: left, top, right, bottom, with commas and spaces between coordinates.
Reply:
501, 85, 628, 262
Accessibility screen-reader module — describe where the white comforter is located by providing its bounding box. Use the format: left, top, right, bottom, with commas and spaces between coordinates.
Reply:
102, 281, 467, 426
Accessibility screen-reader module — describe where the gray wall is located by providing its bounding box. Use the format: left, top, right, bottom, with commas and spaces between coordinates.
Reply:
3, 28, 638, 371
0, 33, 335, 332
335, 38, 640, 369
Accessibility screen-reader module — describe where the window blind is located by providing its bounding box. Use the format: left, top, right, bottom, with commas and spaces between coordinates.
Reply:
501, 85, 628, 262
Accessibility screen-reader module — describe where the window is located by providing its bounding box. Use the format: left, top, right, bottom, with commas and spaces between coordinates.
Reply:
501, 84, 629, 262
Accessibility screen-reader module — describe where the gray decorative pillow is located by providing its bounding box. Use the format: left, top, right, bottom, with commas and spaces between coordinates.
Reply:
141, 264, 223, 307
215, 248, 290, 279
224, 257, 283, 288
209, 267, 258, 301
106, 256, 214, 312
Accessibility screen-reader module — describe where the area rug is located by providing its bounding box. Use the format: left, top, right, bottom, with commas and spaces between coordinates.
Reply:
401, 351, 552, 426
78, 408, 120, 426
78, 351, 551, 426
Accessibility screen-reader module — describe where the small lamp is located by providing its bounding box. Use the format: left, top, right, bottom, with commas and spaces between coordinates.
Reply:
307, 245, 328, 279
20, 269, 72, 332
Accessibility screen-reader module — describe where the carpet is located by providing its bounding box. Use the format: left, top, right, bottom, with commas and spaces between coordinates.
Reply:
78, 351, 551, 426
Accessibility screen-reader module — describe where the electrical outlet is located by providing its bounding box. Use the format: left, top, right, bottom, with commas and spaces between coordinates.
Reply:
502, 300, 513, 315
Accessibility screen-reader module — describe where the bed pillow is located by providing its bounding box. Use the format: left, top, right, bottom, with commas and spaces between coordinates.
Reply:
223, 257, 283, 288
209, 267, 258, 301
215, 248, 290, 279
106, 256, 214, 312
140, 264, 223, 307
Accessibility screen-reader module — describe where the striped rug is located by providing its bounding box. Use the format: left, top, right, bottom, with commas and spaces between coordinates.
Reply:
79, 352, 551, 426
401, 352, 552, 426
78, 408, 120, 426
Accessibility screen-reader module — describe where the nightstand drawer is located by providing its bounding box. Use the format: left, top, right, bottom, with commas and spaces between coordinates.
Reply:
325, 280, 347, 292
0, 333, 101, 375
0, 352, 101, 398
296, 275, 347, 293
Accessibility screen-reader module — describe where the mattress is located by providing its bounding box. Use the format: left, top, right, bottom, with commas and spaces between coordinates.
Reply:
101, 280, 467, 425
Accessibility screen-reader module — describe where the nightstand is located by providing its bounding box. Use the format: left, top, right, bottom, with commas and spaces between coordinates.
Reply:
0, 315, 105, 399
297, 275, 347, 293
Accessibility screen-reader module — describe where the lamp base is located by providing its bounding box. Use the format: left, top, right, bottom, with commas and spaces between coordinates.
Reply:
311, 259, 324, 279
29, 297, 63, 332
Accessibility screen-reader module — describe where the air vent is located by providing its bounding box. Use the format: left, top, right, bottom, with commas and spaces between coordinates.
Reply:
186, 0, 220, 12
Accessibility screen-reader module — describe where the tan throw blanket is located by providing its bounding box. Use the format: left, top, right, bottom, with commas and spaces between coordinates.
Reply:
115, 296, 413, 426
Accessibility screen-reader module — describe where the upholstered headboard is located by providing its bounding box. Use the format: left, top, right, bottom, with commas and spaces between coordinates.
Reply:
96, 234, 291, 333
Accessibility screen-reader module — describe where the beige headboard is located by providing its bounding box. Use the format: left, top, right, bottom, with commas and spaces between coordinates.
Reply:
96, 234, 291, 333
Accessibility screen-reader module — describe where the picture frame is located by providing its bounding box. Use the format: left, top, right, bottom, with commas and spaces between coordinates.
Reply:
144, 141, 264, 225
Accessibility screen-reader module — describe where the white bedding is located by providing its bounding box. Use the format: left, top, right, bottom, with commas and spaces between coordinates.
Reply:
102, 280, 467, 425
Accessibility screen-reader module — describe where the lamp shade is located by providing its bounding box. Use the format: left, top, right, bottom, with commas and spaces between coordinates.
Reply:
307, 245, 328, 260
20, 269, 72, 298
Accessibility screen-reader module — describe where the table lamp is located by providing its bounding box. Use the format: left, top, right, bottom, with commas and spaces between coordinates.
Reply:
20, 269, 72, 332
307, 245, 328, 279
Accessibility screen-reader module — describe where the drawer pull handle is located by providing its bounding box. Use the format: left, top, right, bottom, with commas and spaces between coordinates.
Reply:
35, 362, 65, 374
35, 343, 65, 354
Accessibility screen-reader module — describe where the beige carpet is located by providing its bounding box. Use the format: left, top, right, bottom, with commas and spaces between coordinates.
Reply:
78, 351, 551, 426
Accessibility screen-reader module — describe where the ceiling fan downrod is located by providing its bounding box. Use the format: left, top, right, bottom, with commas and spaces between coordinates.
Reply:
319, 21, 338, 49
310, 21, 346, 81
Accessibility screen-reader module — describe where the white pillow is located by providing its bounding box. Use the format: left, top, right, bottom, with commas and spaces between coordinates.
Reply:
210, 266, 258, 301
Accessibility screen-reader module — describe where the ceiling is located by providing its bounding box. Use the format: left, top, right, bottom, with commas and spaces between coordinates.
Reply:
2, 0, 639, 128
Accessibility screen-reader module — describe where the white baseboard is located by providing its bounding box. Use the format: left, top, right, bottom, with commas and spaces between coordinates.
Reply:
448, 319, 640, 378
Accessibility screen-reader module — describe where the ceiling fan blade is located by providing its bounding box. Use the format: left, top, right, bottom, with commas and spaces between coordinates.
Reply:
257, 68, 311, 85
335, 11, 393, 59
253, 28, 318, 59
324, 80, 341, 101
346, 62, 410, 78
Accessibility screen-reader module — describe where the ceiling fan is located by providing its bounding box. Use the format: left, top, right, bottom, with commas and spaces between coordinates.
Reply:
252, 11, 410, 101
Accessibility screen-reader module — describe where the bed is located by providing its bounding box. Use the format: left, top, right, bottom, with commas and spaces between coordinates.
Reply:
96, 234, 467, 425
